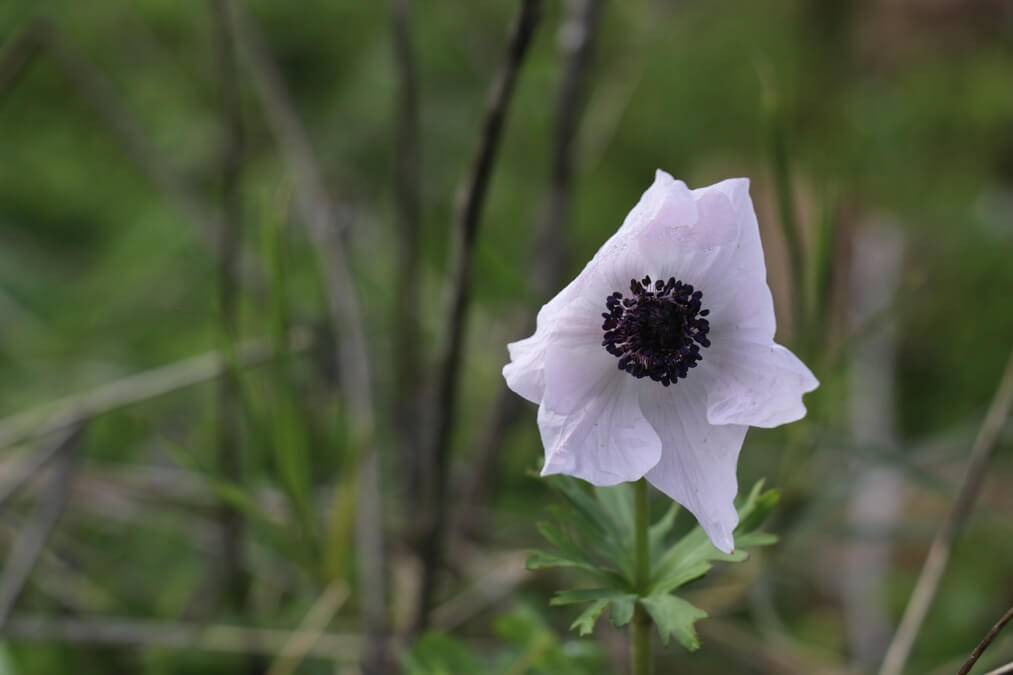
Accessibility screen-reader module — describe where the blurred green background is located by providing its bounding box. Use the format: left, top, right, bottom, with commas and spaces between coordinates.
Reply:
1, 0, 1012, 673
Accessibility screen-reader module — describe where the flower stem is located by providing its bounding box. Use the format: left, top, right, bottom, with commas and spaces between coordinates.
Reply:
631, 477, 652, 675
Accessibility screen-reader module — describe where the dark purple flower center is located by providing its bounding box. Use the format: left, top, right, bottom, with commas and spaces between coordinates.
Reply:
601, 275, 711, 386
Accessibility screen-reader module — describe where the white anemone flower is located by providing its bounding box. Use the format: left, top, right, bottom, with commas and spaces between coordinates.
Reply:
503, 170, 818, 553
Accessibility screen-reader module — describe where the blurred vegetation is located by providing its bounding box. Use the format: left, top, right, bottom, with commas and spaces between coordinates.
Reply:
1, 0, 1012, 673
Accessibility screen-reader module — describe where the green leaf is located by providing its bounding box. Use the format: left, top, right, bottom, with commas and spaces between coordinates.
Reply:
533, 476, 777, 645
648, 502, 680, 561
535, 521, 571, 551
593, 483, 637, 580
551, 589, 637, 635
534, 520, 618, 574
550, 588, 626, 606
735, 480, 780, 533
609, 595, 636, 628
540, 476, 636, 583
734, 532, 778, 548
640, 594, 709, 651
570, 598, 611, 636
649, 480, 779, 595
526, 550, 601, 576
652, 546, 727, 594
594, 483, 634, 538
545, 476, 612, 540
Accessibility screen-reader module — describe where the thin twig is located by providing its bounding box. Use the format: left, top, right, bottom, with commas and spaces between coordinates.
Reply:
959, 606, 1013, 675
455, 0, 602, 539
879, 348, 1013, 675
224, 2, 385, 666
267, 581, 350, 675
535, 0, 601, 292
415, 0, 543, 632
225, 0, 372, 414
987, 661, 1013, 675
0, 519, 114, 614
210, 0, 249, 616
0, 614, 362, 662
0, 328, 313, 451
391, 0, 426, 519
0, 427, 82, 629
0, 428, 76, 510
428, 551, 528, 630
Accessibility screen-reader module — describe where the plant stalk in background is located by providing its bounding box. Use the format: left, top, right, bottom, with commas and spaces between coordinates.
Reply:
391, 0, 425, 518
457, 0, 603, 538
879, 347, 1013, 675
225, 0, 385, 667
415, 0, 543, 631
210, 0, 249, 617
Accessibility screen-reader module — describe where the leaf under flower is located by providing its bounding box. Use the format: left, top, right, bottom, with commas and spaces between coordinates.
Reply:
649, 480, 779, 596
640, 594, 709, 651
528, 476, 779, 650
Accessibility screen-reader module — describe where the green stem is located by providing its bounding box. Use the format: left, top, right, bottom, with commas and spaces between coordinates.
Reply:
631, 477, 652, 675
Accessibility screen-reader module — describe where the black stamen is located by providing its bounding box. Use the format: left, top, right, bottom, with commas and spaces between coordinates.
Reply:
600, 275, 712, 386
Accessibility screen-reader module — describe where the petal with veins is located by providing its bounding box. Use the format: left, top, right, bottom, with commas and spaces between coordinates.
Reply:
539, 373, 662, 486
502, 275, 583, 404
640, 380, 747, 554
705, 341, 819, 428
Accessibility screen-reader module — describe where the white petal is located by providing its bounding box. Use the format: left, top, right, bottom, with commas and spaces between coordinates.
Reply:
543, 338, 616, 415
706, 277, 777, 346
538, 373, 661, 486
502, 276, 583, 405
693, 178, 767, 282
630, 177, 776, 344
633, 179, 738, 284
640, 380, 747, 553
503, 171, 703, 406
563, 171, 699, 312
704, 340, 819, 428
690, 179, 776, 342
538, 238, 660, 415
613, 169, 698, 240
503, 334, 548, 404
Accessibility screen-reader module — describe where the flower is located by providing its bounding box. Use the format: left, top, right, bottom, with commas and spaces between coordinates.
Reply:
502, 170, 818, 553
